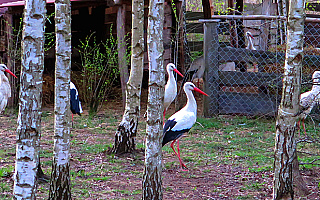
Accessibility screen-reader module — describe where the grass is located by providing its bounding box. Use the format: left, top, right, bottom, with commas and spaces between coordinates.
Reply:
1, 107, 320, 199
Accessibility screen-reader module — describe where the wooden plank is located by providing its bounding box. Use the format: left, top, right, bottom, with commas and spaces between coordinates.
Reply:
219, 92, 279, 116
219, 71, 282, 87
200, 15, 320, 23
219, 47, 320, 66
187, 41, 203, 51
219, 47, 285, 64
186, 23, 203, 33
203, 21, 220, 117
117, 4, 128, 108
186, 11, 204, 20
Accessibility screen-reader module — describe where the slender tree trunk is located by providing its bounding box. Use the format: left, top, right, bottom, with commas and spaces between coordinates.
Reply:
142, 0, 165, 198
273, 0, 305, 199
110, 0, 144, 155
117, 4, 129, 109
48, 0, 72, 199
13, 0, 46, 199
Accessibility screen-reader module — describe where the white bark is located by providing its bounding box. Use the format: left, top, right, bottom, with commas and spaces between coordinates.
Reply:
48, 0, 71, 199
111, 0, 144, 154
13, 0, 46, 199
142, 0, 165, 198
273, 0, 305, 199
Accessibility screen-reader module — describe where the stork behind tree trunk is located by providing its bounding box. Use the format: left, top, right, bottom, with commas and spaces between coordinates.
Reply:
0, 64, 17, 114
70, 81, 83, 126
296, 71, 320, 136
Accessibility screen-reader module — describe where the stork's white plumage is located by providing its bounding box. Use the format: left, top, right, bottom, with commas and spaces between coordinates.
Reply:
163, 82, 208, 170
164, 63, 184, 118
246, 31, 256, 51
297, 71, 320, 136
0, 64, 17, 114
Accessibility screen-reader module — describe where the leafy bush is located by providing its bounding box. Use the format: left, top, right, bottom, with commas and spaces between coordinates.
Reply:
77, 32, 120, 115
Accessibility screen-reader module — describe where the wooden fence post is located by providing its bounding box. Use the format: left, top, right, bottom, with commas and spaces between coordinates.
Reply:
203, 20, 219, 117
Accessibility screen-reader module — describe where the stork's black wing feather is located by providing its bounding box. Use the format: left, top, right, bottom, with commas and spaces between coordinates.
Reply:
70, 89, 81, 115
162, 119, 190, 146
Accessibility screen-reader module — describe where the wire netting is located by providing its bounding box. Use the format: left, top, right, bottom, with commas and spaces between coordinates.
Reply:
188, 18, 320, 117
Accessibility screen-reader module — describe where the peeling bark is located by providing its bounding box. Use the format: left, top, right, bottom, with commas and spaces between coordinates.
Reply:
142, 0, 165, 198
273, 0, 306, 199
13, 0, 46, 199
48, 0, 72, 199
110, 0, 144, 155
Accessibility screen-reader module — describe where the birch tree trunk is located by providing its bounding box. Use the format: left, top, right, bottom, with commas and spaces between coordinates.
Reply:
48, 0, 71, 199
110, 0, 144, 154
13, 0, 46, 199
273, 0, 305, 199
142, 0, 165, 198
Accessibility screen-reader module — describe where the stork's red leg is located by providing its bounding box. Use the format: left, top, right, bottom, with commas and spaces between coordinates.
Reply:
72, 113, 74, 128
163, 109, 166, 125
297, 120, 301, 137
302, 118, 307, 136
170, 140, 188, 171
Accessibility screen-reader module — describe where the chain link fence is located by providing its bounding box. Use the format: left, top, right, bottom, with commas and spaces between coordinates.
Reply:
187, 17, 320, 118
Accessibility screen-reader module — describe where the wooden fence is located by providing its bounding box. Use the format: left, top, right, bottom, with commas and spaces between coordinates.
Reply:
200, 19, 320, 117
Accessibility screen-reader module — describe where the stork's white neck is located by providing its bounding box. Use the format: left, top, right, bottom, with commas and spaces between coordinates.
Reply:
184, 88, 197, 114
167, 68, 176, 86
247, 36, 255, 50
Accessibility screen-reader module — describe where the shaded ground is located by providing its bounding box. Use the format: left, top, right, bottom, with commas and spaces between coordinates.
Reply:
0, 92, 319, 199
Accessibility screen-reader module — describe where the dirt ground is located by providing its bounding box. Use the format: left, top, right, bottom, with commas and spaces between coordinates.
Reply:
0, 89, 320, 199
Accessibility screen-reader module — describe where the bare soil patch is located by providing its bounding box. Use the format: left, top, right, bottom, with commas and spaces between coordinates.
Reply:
0, 90, 319, 199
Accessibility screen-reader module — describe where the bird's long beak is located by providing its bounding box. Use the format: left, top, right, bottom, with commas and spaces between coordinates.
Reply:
173, 69, 184, 77
5, 69, 17, 78
194, 87, 208, 96
248, 34, 254, 40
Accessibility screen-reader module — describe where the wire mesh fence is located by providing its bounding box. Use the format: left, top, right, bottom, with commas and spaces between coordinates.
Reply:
189, 17, 320, 118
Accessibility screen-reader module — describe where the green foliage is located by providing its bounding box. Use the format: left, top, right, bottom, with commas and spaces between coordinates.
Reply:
77, 31, 120, 115
0, 165, 14, 178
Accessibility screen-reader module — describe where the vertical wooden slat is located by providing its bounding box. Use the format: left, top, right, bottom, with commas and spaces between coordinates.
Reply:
117, 4, 129, 109
203, 21, 219, 117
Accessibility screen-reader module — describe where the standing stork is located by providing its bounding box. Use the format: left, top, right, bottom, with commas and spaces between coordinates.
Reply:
246, 31, 256, 51
297, 71, 320, 136
70, 81, 83, 125
0, 64, 17, 114
162, 82, 208, 170
163, 63, 184, 119
245, 31, 258, 72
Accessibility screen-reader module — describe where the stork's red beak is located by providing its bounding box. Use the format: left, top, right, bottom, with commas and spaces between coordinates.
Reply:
248, 34, 254, 40
5, 69, 17, 78
194, 87, 208, 96
173, 69, 184, 77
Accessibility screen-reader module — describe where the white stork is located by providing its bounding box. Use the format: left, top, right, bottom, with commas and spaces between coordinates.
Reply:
245, 31, 258, 72
0, 64, 17, 114
163, 63, 184, 119
70, 81, 83, 125
162, 82, 208, 170
297, 71, 320, 136
246, 31, 256, 51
